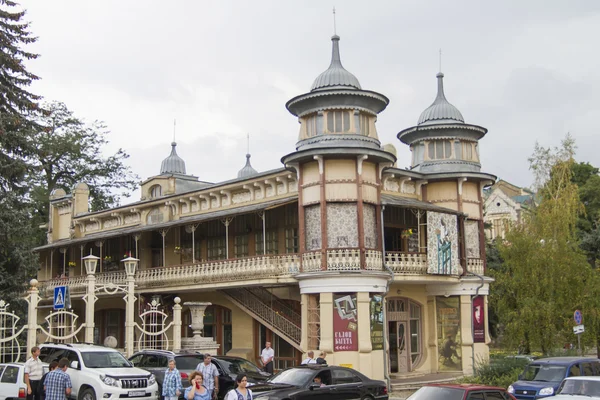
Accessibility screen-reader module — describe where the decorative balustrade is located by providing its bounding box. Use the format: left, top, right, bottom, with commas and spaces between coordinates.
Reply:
326, 248, 361, 271
364, 249, 383, 270
385, 252, 428, 274
466, 258, 485, 275
301, 252, 322, 272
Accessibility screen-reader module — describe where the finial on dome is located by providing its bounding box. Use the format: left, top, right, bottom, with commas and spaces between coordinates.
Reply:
333, 6, 337, 36
237, 152, 258, 178
417, 71, 464, 126
160, 141, 187, 175
310, 34, 362, 91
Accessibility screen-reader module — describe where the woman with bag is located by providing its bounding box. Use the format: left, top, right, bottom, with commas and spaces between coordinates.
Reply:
224, 373, 252, 400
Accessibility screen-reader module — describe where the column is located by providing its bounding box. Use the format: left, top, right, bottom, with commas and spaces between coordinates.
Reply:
357, 292, 372, 376
85, 273, 96, 343
125, 273, 136, 357
319, 293, 334, 353
427, 296, 438, 373
459, 295, 474, 375
26, 280, 39, 351
300, 294, 309, 351
172, 297, 182, 352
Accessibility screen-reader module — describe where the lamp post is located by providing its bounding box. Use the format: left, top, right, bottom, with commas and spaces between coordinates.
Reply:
122, 256, 138, 357
82, 252, 100, 343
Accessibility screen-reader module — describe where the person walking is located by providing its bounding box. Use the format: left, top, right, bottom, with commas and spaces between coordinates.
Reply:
163, 359, 183, 400
44, 358, 72, 400
24, 346, 44, 400
315, 351, 327, 365
260, 341, 274, 374
225, 373, 252, 400
184, 371, 210, 400
301, 351, 316, 365
195, 353, 219, 399
37, 361, 58, 400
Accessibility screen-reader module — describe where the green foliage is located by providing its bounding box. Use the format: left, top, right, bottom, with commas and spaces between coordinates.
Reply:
458, 356, 528, 388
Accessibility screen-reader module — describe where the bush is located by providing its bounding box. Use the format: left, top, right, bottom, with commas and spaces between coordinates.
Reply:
458, 356, 529, 389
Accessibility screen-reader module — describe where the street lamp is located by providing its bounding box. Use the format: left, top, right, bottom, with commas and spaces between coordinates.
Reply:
82, 253, 100, 275
121, 256, 139, 276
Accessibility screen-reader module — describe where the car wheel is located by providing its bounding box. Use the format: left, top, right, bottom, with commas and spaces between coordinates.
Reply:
80, 388, 97, 400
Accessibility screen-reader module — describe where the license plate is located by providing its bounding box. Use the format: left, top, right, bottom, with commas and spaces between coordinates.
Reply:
128, 391, 146, 397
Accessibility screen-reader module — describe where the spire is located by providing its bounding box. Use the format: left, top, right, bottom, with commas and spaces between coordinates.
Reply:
417, 71, 464, 126
310, 34, 362, 91
160, 141, 187, 175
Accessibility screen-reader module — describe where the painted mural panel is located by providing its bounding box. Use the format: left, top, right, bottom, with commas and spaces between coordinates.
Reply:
370, 295, 384, 350
305, 205, 322, 250
465, 220, 480, 258
327, 203, 358, 248
333, 293, 358, 351
473, 296, 485, 343
363, 204, 377, 249
427, 211, 460, 275
436, 296, 462, 371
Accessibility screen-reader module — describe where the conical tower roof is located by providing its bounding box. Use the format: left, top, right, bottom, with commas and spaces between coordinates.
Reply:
160, 142, 186, 175
237, 153, 258, 178
417, 72, 464, 126
310, 35, 362, 92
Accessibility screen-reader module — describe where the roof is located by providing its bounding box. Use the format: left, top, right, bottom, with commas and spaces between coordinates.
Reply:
34, 196, 298, 251
160, 142, 186, 175
237, 154, 258, 178
381, 193, 461, 215
310, 35, 362, 92
417, 72, 465, 126
532, 357, 598, 365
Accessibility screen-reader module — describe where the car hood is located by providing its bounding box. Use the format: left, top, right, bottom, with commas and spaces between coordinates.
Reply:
97, 367, 154, 378
511, 380, 561, 390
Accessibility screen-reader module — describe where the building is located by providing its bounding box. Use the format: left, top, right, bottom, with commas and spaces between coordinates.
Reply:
31, 33, 496, 380
484, 180, 535, 240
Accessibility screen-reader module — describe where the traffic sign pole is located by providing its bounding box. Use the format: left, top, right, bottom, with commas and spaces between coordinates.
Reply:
574, 310, 584, 356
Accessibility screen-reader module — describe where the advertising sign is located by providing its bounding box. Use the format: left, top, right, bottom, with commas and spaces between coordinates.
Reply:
333, 293, 358, 352
370, 295, 384, 350
473, 296, 485, 343
436, 296, 461, 371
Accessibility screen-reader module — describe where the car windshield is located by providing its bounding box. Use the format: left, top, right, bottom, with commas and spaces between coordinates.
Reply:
558, 379, 600, 396
175, 356, 204, 370
82, 351, 132, 368
267, 368, 314, 386
521, 364, 567, 382
407, 386, 465, 400
218, 358, 261, 375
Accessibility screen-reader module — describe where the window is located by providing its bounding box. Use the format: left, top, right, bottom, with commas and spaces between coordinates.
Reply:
234, 235, 249, 258
466, 393, 485, 400
569, 364, 581, 376
359, 114, 370, 136
208, 237, 226, 260
462, 142, 474, 161
256, 231, 278, 255
427, 140, 453, 160
0, 365, 18, 383
305, 115, 317, 137
484, 392, 507, 400
149, 185, 162, 199
285, 228, 299, 253
582, 362, 595, 376
332, 369, 361, 384
326, 110, 351, 133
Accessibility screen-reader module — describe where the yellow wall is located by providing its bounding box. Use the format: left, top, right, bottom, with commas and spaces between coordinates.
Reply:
426, 182, 457, 203
325, 159, 356, 181
303, 162, 320, 185
325, 183, 357, 201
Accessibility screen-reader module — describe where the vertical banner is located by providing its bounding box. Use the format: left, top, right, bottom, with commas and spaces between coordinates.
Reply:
436, 296, 462, 371
333, 293, 358, 352
473, 296, 485, 343
370, 295, 384, 350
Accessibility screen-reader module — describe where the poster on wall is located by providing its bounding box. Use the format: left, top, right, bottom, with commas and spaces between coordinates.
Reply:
473, 296, 485, 343
436, 296, 462, 371
427, 212, 460, 275
370, 295, 384, 350
333, 293, 358, 352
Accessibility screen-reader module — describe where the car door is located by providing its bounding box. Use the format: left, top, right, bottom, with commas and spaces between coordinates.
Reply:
484, 391, 508, 400
330, 369, 364, 400
0, 364, 20, 400
64, 350, 82, 398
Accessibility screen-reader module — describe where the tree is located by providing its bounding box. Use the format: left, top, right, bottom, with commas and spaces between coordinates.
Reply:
491, 136, 590, 353
0, 0, 40, 193
571, 162, 600, 267
27, 101, 140, 226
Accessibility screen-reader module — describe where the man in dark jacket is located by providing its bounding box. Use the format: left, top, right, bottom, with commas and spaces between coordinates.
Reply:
37, 361, 58, 400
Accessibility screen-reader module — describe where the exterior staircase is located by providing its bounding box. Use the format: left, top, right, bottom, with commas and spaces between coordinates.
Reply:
221, 287, 302, 351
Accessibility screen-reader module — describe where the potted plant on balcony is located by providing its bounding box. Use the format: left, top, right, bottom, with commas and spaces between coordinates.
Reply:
401, 228, 414, 239
174, 246, 182, 254
68, 261, 76, 268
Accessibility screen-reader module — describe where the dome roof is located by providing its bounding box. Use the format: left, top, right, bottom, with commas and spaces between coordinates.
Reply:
237, 153, 258, 178
417, 73, 464, 126
311, 35, 362, 92
160, 142, 186, 175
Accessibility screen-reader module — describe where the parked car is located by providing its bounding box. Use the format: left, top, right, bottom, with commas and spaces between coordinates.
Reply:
0, 362, 27, 400
554, 376, 600, 399
129, 350, 270, 399
508, 357, 600, 399
39, 343, 159, 400
407, 384, 516, 400
251, 364, 388, 400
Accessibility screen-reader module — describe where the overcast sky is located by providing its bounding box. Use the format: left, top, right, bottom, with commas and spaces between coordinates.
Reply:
19, 0, 600, 203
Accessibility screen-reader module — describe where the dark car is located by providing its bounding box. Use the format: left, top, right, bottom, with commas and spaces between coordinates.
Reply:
407, 384, 517, 400
129, 350, 270, 399
251, 364, 388, 400
508, 356, 600, 399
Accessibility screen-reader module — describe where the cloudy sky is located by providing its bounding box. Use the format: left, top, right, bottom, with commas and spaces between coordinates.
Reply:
19, 0, 600, 203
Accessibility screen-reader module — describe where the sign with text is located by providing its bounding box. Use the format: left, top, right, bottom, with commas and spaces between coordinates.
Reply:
473, 296, 485, 343
333, 293, 358, 352
370, 295, 384, 350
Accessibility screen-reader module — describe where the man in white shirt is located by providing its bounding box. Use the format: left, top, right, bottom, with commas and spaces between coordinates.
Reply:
260, 341, 275, 374
301, 351, 317, 365
195, 353, 220, 399
24, 346, 44, 400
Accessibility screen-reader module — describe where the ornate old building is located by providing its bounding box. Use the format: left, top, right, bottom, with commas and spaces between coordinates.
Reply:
31, 32, 496, 381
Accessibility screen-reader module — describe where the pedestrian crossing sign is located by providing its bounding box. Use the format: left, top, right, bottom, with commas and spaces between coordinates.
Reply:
54, 286, 70, 310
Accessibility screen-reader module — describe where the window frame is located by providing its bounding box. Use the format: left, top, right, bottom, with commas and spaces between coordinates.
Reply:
326, 110, 351, 133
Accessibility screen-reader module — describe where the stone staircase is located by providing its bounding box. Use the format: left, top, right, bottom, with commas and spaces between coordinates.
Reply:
221, 287, 301, 350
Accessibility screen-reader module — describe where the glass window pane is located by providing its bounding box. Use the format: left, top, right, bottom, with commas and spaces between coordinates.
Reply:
435, 141, 443, 159
335, 112, 342, 132
327, 112, 334, 132
428, 142, 435, 159
343, 111, 350, 132
445, 141, 452, 158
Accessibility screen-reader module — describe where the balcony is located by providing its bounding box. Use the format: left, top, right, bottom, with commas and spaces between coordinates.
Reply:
466, 258, 485, 275
40, 254, 300, 296
301, 249, 385, 272
385, 252, 427, 274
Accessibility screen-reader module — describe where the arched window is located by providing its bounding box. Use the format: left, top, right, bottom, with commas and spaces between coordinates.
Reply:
149, 185, 162, 199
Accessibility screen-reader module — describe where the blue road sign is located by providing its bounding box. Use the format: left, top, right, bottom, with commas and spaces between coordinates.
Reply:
574, 310, 583, 325
54, 286, 66, 310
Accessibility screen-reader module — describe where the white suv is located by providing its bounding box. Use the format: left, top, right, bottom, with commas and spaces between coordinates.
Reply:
39, 343, 159, 400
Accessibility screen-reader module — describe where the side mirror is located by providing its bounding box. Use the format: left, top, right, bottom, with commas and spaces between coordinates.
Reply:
309, 383, 320, 391
70, 361, 79, 369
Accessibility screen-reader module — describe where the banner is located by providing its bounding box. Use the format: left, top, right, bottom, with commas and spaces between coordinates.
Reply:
333, 293, 358, 352
473, 296, 485, 343
436, 296, 461, 371
370, 295, 384, 350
